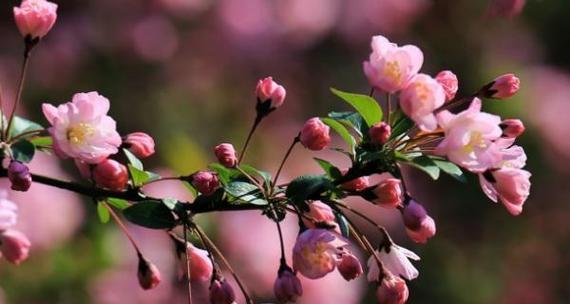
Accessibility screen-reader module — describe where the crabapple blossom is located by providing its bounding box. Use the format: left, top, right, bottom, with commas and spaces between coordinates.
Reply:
485, 74, 520, 99
210, 278, 236, 304
0, 195, 18, 232
124, 132, 155, 159
186, 243, 213, 282
292, 229, 348, 279
368, 173, 403, 208
376, 273, 409, 304
367, 244, 420, 281
402, 200, 436, 243
93, 159, 129, 191
400, 73, 446, 131
256, 77, 287, 110
363, 35, 423, 93
479, 168, 531, 216
369, 122, 392, 144
500, 119, 525, 138
191, 171, 220, 195
214, 143, 238, 168
337, 252, 363, 281
13, 0, 58, 40
300, 117, 331, 151
341, 170, 370, 192
302, 201, 339, 232
274, 267, 303, 303
0, 229, 31, 265
435, 70, 459, 101
8, 160, 32, 192
42, 91, 122, 164
137, 257, 161, 290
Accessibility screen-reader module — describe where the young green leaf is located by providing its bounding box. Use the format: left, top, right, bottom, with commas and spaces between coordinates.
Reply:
321, 117, 356, 153
128, 165, 151, 187
225, 181, 268, 205
123, 148, 143, 170
286, 175, 333, 211
29, 136, 53, 148
330, 88, 383, 127
403, 155, 440, 180
97, 201, 110, 223
9, 116, 44, 138
239, 164, 272, 187
11, 139, 35, 163
328, 111, 367, 137
123, 200, 177, 229
314, 158, 343, 179
106, 198, 130, 209
432, 158, 467, 183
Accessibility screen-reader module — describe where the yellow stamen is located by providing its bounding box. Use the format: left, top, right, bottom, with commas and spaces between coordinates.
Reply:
67, 123, 94, 145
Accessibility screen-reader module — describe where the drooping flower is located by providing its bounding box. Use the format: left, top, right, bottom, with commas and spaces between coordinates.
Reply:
42, 92, 122, 164
300, 117, 331, 151
363, 35, 423, 93
367, 244, 420, 281
376, 273, 409, 304
0, 193, 18, 231
191, 171, 220, 195
210, 278, 236, 304
479, 168, 531, 216
367, 173, 403, 208
0, 229, 31, 265
256, 77, 286, 111
402, 200, 436, 244
124, 132, 155, 159
369, 122, 392, 144
137, 257, 161, 290
292, 229, 347, 279
8, 160, 32, 192
13, 0, 58, 40
337, 252, 363, 281
274, 267, 303, 303
400, 73, 446, 131
186, 243, 213, 282
214, 143, 238, 168
93, 159, 129, 191
435, 70, 459, 101
436, 98, 504, 173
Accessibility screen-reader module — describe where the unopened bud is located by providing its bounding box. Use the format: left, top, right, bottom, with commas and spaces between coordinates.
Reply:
8, 160, 32, 192
500, 119, 525, 138
137, 256, 161, 290
214, 143, 238, 168
210, 278, 236, 304
337, 253, 363, 281
93, 159, 128, 191
369, 122, 392, 144
483, 73, 520, 99
124, 132, 155, 158
0, 229, 31, 265
274, 266, 303, 303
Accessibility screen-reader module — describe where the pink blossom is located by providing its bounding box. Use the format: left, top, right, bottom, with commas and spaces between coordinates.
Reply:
363, 35, 423, 93
210, 278, 236, 304
125, 132, 155, 159
0, 229, 31, 265
376, 273, 409, 304
274, 268, 303, 303
214, 143, 238, 168
369, 173, 402, 208
256, 77, 286, 109
435, 70, 459, 101
302, 201, 339, 232
300, 117, 331, 151
191, 171, 220, 195
436, 98, 504, 172
292, 229, 347, 279
402, 200, 436, 243
187, 243, 213, 282
13, 0, 58, 39
8, 161, 32, 192
501, 119, 525, 138
367, 244, 419, 281
400, 73, 446, 131
479, 168, 531, 216
42, 92, 122, 164
137, 258, 161, 290
487, 73, 520, 99
369, 122, 392, 144
0, 194, 18, 231
93, 159, 128, 191
341, 170, 370, 192
337, 253, 363, 281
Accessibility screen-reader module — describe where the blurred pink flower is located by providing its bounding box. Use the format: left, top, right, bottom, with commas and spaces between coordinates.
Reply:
93, 159, 129, 191
131, 15, 179, 62
369, 122, 392, 145
256, 77, 287, 110
487, 0, 526, 18
0, 229, 31, 265
0, 192, 18, 231
376, 273, 409, 304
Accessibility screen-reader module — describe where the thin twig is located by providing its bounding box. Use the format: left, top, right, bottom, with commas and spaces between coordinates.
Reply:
272, 136, 299, 188
238, 115, 262, 165
183, 224, 193, 304
104, 202, 142, 254
5, 44, 33, 140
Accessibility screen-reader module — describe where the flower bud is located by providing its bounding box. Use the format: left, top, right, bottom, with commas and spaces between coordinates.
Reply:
13, 0, 58, 40
402, 200, 436, 243
137, 257, 161, 290
435, 70, 459, 101
500, 119, 525, 138
191, 171, 220, 196
367, 174, 402, 208
214, 143, 238, 168
300, 117, 331, 151
341, 172, 370, 192
274, 267, 303, 303
485, 73, 520, 99
0, 229, 31, 265
376, 274, 409, 304
256, 77, 286, 111
93, 159, 128, 191
302, 201, 340, 233
369, 122, 391, 145
186, 243, 214, 282
124, 132, 155, 158
8, 160, 32, 192
337, 253, 363, 281
210, 278, 236, 304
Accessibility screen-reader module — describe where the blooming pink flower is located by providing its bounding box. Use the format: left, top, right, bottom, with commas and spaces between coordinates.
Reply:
214, 143, 238, 168
369, 173, 402, 208
187, 243, 213, 282
436, 98, 504, 173
367, 244, 419, 281
302, 201, 339, 232
300, 117, 331, 151
210, 278, 236, 304
402, 200, 436, 243
292, 229, 347, 279
137, 258, 161, 290
0, 229, 31, 265
0, 194, 18, 231
363, 35, 423, 93
376, 273, 409, 304
435, 70, 459, 101
487, 73, 520, 99
337, 253, 363, 281
256, 77, 286, 109
400, 73, 446, 131
8, 161, 32, 192
479, 168, 531, 216
125, 132, 155, 159
42, 92, 122, 164
501, 119, 525, 138
341, 170, 370, 192
13, 0, 58, 39
191, 171, 220, 195
274, 268, 303, 303
93, 159, 128, 191
369, 122, 392, 144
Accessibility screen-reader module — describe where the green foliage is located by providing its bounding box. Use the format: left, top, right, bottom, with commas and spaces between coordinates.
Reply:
286, 175, 333, 211
328, 111, 367, 137
96, 201, 110, 223
432, 158, 467, 183
123, 200, 177, 229
123, 148, 160, 186
330, 88, 383, 127
224, 181, 268, 205
314, 158, 342, 179
105, 198, 130, 209
11, 139, 35, 163
9, 116, 44, 138
402, 155, 441, 180
321, 117, 356, 153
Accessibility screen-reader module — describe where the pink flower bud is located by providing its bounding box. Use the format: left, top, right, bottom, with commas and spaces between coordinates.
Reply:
191, 171, 220, 196
487, 0, 526, 18
300, 117, 331, 151
369, 122, 392, 144
256, 77, 286, 109
274, 267, 303, 303
13, 0, 58, 40
210, 278, 236, 304
337, 253, 363, 281
186, 243, 213, 282
214, 143, 238, 168
93, 159, 128, 191
402, 199, 437, 243
500, 119, 525, 138
125, 132, 155, 159
302, 201, 340, 233
8, 160, 32, 192
435, 70, 459, 101
405, 215, 436, 244
376, 274, 409, 304
341, 172, 370, 192
137, 257, 161, 290
370, 173, 402, 208
0, 229, 31, 265
487, 74, 520, 99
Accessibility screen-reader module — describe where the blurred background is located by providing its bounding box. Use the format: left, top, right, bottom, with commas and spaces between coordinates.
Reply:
0, 0, 569, 303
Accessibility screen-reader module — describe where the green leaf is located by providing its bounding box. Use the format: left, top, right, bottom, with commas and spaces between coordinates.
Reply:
225, 181, 268, 205
9, 116, 44, 138
334, 211, 350, 238
208, 163, 239, 185
403, 155, 440, 180
182, 181, 198, 197
123, 200, 176, 229
106, 198, 130, 210
328, 111, 367, 137
11, 139, 35, 163
239, 164, 272, 187
29, 136, 52, 148
123, 148, 143, 170
432, 158, 467, 183
330, 88, 383, 127
97, 202, 110, 223
321, 117, 356, 153
314, 158, 342, 179
390, 110, 414, 140
128, 165, 150, 187
162, 198, 178, 210
286, 175, 333, 211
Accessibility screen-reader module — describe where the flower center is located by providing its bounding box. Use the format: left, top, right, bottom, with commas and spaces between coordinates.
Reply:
413, 83, 431, 102
67, 123, 94, 145
384, 61, 402, 85
302, 242, 330, 268
462, 131, 486, 153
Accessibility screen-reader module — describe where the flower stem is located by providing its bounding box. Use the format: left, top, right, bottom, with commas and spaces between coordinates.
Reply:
103, 202, 142, 255
238, 114, 263, 165
183, 224, 193, 304
272, 136, 300, 188
386, 93, 392, 124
